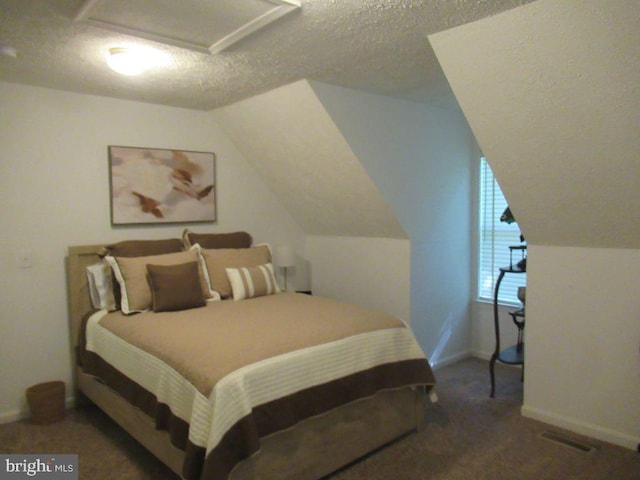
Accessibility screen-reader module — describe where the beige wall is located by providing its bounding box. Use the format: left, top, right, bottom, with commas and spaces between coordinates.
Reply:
0, 82, 304, 421
213, 80, 405, 239
523, 246, 640, 449
305, 235, 411, 323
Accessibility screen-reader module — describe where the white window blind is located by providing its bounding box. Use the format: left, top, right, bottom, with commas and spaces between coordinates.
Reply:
478, 157, 526, 304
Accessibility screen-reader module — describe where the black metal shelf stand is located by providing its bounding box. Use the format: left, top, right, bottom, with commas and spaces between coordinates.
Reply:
489, 246, 526, 398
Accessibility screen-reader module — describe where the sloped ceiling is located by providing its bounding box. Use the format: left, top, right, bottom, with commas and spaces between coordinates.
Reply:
429, 0, 640, 249
214, 79, 406, 238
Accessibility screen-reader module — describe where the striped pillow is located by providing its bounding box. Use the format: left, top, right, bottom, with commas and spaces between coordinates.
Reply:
226, 263, 281, 301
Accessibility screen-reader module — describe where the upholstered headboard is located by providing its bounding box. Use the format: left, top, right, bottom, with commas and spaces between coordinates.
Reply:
66, 231, 254, 355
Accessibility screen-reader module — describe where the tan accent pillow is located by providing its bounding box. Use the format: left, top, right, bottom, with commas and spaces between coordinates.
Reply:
226, 263, 281, 301
105, 249, 211, 314
147, 262, 206, 312
200, 245, 271, 299
182, 229, 253, 249
97, 238, 184, 309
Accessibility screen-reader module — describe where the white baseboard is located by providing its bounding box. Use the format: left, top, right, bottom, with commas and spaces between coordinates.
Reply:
430, 351, 472, 371
470, 350, 492, 361
0, 396, 76, 425
0, 408, 25, 424
521, 404, 640, 451
432, 351, 522, 368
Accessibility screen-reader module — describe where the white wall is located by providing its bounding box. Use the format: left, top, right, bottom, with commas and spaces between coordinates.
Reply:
429, 0, 640, 449
305, 235, 410, 323
0, 82, 304, 422
523, 246, 640, 449
310, 82, 474, 367
471, 302, 522, 361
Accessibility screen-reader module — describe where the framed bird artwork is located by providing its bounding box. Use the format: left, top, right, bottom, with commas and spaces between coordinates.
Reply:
108, 146, 216, 225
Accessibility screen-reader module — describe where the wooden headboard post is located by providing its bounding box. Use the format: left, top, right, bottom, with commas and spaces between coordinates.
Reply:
66, 245, 103, 388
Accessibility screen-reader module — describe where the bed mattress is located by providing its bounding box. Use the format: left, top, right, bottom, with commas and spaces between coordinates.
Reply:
78, 292, 434, 480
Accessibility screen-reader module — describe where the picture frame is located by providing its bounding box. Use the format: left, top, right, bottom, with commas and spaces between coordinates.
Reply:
109, 146, 216, 225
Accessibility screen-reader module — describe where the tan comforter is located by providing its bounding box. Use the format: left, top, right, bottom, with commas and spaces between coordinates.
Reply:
79, 292, 434, 480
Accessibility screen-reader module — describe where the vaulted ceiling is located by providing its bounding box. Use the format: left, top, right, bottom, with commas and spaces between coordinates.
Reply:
0, 0, 534, 110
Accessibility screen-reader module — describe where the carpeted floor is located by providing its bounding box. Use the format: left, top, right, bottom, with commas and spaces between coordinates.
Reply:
1, 358, 638, 479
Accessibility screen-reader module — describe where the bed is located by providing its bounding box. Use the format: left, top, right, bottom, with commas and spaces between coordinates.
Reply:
66, 233, 436, 480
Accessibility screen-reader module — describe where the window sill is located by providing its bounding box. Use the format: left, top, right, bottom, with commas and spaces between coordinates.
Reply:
474, 297, 522, 308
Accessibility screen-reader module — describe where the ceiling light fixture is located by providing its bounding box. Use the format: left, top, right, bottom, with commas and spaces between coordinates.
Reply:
106, 46, 170, 76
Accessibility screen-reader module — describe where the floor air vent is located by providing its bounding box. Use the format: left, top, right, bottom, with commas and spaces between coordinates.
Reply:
538, 431, 597, 453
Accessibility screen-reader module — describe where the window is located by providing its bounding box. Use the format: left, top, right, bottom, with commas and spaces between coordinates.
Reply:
477, 157, 526, 304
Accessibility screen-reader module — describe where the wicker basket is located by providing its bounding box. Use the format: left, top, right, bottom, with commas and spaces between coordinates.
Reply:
26, 381, 66, 425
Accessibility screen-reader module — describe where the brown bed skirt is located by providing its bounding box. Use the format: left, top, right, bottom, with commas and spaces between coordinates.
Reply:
79, 346, 431, 480
77, 368, 427, 480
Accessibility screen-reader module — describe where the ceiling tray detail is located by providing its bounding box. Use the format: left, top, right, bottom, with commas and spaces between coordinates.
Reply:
74, 0, 301, 54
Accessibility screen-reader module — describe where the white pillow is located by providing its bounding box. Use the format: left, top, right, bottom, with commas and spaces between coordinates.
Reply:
226, 263, 281, 301
86, 262, 116, 310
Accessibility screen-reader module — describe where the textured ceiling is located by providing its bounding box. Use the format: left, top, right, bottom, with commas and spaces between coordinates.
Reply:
0, 0, 534, 111
430, 0, 640, 249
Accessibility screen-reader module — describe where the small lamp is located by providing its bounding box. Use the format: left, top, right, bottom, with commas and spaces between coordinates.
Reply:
501, 205, 527, 270
273, 246, 296, 290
